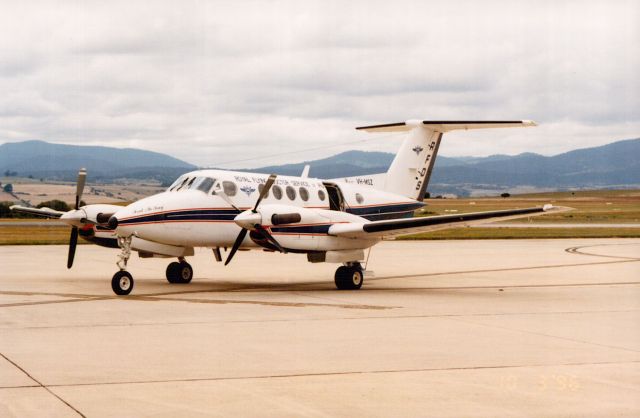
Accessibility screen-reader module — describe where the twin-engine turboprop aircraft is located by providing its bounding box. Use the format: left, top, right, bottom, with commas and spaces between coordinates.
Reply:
12, 120, 555, 295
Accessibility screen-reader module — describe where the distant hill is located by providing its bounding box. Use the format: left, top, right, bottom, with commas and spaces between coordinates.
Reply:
1, 138, 638, 195
430, 138, 640, 190
245, 138, 640, 195
239, 151, 463, 178
0, 140, 196, 184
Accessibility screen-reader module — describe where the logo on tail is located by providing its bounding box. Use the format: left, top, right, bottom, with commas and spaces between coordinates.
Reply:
412, 146, 424, 155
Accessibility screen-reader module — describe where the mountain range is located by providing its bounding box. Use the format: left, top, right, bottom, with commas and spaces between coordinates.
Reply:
1, 138, 638, 196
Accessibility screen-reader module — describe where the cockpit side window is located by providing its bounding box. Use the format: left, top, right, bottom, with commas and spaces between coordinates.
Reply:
187, 177, 212, 192
196, 177, 215, 193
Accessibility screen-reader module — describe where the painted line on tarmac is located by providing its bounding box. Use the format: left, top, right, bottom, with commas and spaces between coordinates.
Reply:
565, 242, 640, 260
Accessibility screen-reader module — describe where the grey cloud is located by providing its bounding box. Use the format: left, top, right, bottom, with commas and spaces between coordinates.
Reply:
0, 0, 637, 167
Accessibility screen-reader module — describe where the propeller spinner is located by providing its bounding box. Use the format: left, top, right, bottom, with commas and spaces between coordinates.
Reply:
224, 174, 285, 265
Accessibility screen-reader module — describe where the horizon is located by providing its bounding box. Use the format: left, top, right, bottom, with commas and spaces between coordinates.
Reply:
2, 136, 638, 169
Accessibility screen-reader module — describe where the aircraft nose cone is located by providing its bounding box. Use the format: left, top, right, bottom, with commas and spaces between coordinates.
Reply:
107, 215, 119, 230
233, 211, 262, 230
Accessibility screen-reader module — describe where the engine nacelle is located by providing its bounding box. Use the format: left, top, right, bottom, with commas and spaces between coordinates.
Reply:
81, 204, 124, 225
241, 204, 378, 253
254, 204, 328, 227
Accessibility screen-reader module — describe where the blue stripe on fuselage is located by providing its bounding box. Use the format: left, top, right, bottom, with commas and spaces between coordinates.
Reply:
118, 202, 423, 226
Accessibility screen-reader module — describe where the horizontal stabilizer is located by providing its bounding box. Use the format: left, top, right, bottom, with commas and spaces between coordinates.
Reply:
356, 120, 536, 133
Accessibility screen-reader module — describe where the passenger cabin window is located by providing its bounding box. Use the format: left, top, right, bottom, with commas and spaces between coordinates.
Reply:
355, 193, 364, 204
318, 189, 326, 201
222, 181, 237, 196
286, 186, 296, 200
299, 187, 309, 202
272, 185, 283, 200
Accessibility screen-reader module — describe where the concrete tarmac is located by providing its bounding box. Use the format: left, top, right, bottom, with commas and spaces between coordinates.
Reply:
0, 239, 639, 417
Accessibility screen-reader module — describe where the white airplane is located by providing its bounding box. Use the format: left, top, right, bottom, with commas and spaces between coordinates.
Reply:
12, 120, 555, 295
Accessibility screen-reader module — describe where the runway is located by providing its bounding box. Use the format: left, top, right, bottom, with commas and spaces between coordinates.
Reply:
1, 239, 639, 417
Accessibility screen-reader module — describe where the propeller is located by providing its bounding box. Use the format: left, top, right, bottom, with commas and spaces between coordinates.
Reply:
225, 174, 284, 265
67, 168, 86, 269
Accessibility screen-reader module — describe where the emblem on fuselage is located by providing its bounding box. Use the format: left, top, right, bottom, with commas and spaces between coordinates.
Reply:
412, 146, 424, 155
240, 185, 256, 196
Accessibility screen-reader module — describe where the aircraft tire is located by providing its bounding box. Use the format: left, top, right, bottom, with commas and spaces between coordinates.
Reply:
334, 265, 363, 290
112, 271, 134, 295
176, 261, 193, 284
166, 262, 181, 283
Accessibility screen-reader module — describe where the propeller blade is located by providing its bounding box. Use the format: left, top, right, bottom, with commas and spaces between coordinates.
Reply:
225, 173, 278, 266
254, 225, 285, 253
75, 168, 87, 209
253, 174, 277, 212
224, 228, 248, 266
67, 226, 78, 269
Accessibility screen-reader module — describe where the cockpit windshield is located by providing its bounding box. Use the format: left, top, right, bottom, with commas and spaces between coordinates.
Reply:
167, 176, 216, 194
168, 176, 188, 191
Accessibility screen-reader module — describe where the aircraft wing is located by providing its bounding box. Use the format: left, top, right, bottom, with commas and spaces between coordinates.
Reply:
9, 205, 65, 218
329, 205, 565, 239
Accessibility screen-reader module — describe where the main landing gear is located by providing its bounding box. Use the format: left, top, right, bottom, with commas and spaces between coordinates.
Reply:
166, 259, 193, 284
334, 262, 364, 290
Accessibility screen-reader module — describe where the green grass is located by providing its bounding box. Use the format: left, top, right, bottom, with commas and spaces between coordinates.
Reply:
0, 225, 89, 245
403, 189, 640, 239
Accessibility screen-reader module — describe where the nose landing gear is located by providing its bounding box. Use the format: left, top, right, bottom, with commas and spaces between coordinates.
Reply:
112, 236, 134, 295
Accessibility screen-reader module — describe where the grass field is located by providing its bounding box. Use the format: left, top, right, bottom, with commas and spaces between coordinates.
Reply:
398, 189, 640, 239
0, 189, 639, 244
0, 224, 75, 245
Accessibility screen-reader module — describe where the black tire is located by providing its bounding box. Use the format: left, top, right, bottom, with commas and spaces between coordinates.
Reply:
166, 262, 181, 283
176, 261, 193, 284
112, 271, 134, 295
334, 265, 363, 290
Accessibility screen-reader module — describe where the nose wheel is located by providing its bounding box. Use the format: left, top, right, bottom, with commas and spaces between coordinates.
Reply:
166, 261, 193, 284
334, 263, 364, 290
112, 271, 134, 295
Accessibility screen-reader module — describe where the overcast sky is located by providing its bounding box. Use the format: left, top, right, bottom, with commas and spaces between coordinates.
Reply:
0, 0, 638, 168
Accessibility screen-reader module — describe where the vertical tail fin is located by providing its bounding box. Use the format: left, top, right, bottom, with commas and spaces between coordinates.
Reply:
356, 120, 536, 200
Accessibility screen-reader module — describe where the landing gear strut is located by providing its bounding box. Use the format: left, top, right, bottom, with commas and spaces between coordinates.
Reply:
334, 262, 364, 290
166, 259, 193, 284
112, 236, 134, 295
